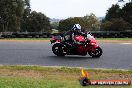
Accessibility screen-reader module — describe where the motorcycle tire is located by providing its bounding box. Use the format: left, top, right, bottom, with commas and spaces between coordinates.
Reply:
52, 43, 66, 56
88, 47, 102, 58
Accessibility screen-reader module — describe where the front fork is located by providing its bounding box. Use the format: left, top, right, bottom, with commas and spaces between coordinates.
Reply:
84, 44, 99, 53
91, 44, 99, 52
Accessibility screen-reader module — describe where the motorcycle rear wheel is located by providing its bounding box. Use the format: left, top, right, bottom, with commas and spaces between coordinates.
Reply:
52, 43, 66, 56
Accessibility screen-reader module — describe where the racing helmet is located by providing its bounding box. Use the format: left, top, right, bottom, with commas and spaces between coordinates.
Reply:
72, 24, 81, 30
72, 24, 81, 33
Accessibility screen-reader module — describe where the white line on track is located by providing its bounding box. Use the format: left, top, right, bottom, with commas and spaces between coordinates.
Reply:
120, 43, 132, 45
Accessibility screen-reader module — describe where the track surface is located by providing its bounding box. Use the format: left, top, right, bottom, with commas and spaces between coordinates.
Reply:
0, 42, 132, 69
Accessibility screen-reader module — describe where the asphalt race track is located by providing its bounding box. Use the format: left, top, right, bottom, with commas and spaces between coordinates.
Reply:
0, 42, 132, 70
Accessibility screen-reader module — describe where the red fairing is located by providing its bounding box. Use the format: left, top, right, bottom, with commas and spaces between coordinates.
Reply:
51, 36, 61, 43
90, 38, 98, 47
77, 45, 85, 54
74, 35, 85, 42
90, 37, 96, 44
89, 37, 99, 51
57, 40, 61, 42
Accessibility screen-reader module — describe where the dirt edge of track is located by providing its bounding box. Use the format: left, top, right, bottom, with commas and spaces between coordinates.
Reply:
0, 39, 132, 43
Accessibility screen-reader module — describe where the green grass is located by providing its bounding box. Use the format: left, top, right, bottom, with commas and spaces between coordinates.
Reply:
0, 78, 131, 88
0, 65, 131, 88
0, 78, 72, 88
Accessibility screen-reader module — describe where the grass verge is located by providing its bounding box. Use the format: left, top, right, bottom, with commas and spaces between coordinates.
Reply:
0, 38, 132, 40
11, 38, 132, 41
0, 65, 131, 88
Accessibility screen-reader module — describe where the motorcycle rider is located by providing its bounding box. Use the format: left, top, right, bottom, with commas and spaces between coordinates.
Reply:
63, 24, 89, 54
64, 24, 85, 47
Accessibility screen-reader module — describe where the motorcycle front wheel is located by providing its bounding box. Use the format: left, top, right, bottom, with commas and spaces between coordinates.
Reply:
88, 47, 102, 58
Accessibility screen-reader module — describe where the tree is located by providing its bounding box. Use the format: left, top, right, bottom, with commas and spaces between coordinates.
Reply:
51, 22, 59, 30
20, 0, 51, 32
59, 13, 100, 33
26, 11, 51, 32
121, 2, 132, 25
105, 4, 121, 21
118, 0, 132, 2
83, 13, 100, 31
101, 18, 132, 31
103, 1, 132, 31
20, 0, 31, 32
101, 21, 112, 31
0, 0, 24, 32
59, 17, 84, 33
0, 0, 51, 33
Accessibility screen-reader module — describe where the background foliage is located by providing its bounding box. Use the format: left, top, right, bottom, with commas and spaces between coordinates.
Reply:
0, 0, 51, 32
0, 0, 131, 33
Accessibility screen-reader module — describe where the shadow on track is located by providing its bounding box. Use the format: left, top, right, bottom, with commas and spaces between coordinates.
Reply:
47, 55, 100, 60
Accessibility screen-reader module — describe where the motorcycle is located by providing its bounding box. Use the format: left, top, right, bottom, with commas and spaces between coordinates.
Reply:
50, 32, 102, 58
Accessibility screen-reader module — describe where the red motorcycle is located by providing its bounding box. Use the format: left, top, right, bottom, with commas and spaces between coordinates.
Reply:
50, 32, 102, 58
